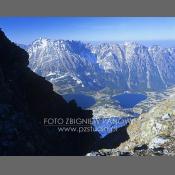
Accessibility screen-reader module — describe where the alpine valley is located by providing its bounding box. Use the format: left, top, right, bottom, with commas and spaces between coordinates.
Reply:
25, 38, 175, 156
1, 30, 175, 155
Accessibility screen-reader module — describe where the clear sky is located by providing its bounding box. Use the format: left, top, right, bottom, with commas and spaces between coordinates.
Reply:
1, 17, 175, 44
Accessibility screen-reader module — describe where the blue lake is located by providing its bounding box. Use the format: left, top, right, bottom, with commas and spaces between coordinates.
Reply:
112, 93, 147, 108
63, 92, 145, 138
63, 93, 96, 109
93, 117, 134, 138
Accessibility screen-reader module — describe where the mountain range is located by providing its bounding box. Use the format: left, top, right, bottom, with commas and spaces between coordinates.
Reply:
1, 30, 175, 156
26, 38, 175, 93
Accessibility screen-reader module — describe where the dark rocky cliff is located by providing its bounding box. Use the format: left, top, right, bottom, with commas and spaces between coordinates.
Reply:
0, 30, 99, 155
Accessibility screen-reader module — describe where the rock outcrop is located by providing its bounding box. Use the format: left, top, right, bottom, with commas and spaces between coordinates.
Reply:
94, 94, 175, 156
118, 95, 175, 156
0, 30, 100, 155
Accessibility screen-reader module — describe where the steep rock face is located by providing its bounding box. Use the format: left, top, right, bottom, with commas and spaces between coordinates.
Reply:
149, 46, 175, 87
0, 30, 99, 155
91, 42, 169, 90
28, 40, 175, 92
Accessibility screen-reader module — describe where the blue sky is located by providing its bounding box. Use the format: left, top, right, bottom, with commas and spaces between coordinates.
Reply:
1, 17, 175, 44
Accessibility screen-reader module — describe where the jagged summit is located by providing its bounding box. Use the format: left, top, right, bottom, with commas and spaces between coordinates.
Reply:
32, 37, 50, 47
123, 41, 141, 46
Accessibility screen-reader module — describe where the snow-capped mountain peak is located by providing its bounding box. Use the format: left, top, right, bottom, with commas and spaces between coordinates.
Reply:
26, 39, 175, 92
32, 37, 50, 46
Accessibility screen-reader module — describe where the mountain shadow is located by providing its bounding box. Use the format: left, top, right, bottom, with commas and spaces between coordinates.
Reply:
0, 29, 100, 156
92, 124, 130, 151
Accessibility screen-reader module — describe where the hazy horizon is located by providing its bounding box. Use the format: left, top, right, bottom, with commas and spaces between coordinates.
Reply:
18, 38, 175, 48
1, 17, 175, 45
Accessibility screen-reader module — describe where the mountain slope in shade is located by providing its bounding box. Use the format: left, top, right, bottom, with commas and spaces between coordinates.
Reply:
0, 30, 100, 156
28, 40, 175, 92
